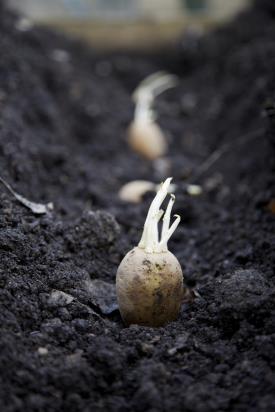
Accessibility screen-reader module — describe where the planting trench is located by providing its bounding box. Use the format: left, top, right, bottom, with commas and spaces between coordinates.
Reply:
0, 1, 274, 411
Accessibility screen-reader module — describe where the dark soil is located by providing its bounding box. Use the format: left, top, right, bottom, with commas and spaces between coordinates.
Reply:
0, 1, 275, 411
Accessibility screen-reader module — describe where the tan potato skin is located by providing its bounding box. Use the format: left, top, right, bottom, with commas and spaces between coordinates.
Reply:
128, 121, 167, 160
116, 247, 184, 327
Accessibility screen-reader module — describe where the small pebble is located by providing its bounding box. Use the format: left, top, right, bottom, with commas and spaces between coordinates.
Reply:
186, 184, 202, 196
37, 347, 48, 356
48, 290, 74, 307
51, 49, 70, 64
15, 17, 33, 32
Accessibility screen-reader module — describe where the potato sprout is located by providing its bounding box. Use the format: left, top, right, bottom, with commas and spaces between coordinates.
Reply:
116, 177, 184, 327
128, 72, 177, 160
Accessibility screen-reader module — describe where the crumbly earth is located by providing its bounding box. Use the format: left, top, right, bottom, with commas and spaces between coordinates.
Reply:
0, 1, 274, 411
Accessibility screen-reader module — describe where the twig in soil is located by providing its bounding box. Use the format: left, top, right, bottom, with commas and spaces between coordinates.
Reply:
0, 176, 53, 214
189, 127, 265, 184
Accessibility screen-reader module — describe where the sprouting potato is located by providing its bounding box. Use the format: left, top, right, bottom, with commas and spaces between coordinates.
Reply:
118, 180, 176, 204
118, 180, 155, 203
128, 71, 177, 160
128, 120, 167, 160
116, 177, 184, 327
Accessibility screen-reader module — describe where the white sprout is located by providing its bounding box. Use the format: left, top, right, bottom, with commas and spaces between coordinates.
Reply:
138, 177, 180, 253
132, 71, 178, 124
